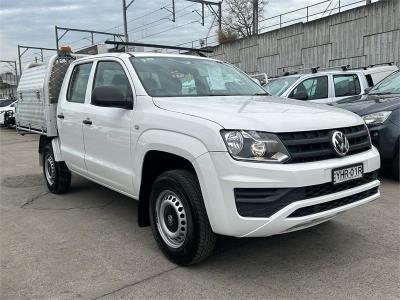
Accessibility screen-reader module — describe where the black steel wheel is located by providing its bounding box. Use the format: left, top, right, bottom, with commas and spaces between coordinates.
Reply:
149, 170, 216, 265
42, 144, 71, 194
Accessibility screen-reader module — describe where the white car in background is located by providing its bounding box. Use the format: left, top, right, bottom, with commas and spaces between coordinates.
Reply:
0, 99, 17, 126
264, 65, 398, 104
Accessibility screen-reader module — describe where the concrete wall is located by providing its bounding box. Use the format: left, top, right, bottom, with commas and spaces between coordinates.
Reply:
209, 0, 399, 76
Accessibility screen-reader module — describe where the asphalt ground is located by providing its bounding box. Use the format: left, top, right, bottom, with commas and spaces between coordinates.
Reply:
0, 127, 399, 299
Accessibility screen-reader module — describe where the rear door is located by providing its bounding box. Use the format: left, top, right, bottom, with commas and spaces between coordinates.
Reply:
332, 74, 362, 102
58, 62, 94, 174
83, 59, 135, 194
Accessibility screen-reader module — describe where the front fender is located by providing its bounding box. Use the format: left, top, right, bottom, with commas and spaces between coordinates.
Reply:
133, 129, 209, 198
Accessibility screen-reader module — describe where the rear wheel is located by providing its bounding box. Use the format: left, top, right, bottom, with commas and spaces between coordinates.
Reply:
149, 170, 216, 265
43, 144, 71, 194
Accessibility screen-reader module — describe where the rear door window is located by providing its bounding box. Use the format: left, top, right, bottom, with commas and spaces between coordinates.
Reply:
333, 74, 361, 97
289, 76, 328, 100
67, 63, 93, 103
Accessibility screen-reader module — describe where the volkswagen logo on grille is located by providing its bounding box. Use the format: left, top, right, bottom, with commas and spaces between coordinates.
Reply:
330, 131, 350, 157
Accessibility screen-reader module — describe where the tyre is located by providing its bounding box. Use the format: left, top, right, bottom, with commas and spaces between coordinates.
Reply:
149, 170, 216, 265
43, 144, 71, 194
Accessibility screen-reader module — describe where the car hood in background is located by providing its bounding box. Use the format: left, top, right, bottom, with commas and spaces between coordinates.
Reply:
0, 106, 15, 113
334, 93, 400, 115
153, 95, 362, 132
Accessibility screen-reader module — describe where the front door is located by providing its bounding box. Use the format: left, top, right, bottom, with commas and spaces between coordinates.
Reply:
58, 62, 93, 174
83, 59, 135, 194
288, 75, 331, 104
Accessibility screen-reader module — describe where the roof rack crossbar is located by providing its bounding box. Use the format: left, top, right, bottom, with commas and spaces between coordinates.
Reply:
367, 62, 394, 68
312, 64, 350, 72
104, 40, 213, 54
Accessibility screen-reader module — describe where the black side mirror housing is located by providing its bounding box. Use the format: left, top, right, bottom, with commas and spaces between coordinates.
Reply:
92, 86, 133, 109
293, 90, 308, 101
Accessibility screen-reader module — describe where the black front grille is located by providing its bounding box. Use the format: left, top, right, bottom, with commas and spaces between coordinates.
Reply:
288, 187, 379, 218
278, 124, 371, 163
234, 171, 379, 218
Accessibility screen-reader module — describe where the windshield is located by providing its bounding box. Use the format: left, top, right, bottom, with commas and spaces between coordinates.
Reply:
263, 76, 300, 96
0, 99, 15, 107
130, 57, 266, 97
369, 71, 400, 95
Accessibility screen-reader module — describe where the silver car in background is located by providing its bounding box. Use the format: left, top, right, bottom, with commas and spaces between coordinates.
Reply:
264, 65, 398, 104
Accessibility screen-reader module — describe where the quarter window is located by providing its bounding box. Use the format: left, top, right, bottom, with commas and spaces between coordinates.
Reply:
289, 76, 328, 100
333, 74, 361, 97
93, 61, 132, 101
67, 63, 93, 103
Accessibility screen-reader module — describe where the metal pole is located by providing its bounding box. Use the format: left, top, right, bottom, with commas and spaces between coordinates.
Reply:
338, 0, 341, 12
201, 3, 204, 26
55, 25, 59, 54
306, 6, 309, 22
17, 45, 22, 77
40, 49, 44, 62
14, 61, 18, 85
172, 0, 176, 22
279, 15, 282, 28
218, 2, 222, 31
122, 0, 129, 51
252, 0, 258, 35
91, 32, 94, 45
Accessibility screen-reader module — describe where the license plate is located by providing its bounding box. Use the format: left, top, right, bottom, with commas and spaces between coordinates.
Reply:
332, 164, 363, 184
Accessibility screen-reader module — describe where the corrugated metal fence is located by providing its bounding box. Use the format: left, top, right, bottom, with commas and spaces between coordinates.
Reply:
209, 0, 399, 77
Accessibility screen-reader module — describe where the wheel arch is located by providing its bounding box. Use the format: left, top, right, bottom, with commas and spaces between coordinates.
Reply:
38, 135, 62, 165
38, 135, 53, 166
137, 150, 198, 227
134, 130, 209, 227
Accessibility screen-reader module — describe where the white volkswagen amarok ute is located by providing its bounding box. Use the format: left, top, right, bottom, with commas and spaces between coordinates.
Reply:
16, 51, 380, 265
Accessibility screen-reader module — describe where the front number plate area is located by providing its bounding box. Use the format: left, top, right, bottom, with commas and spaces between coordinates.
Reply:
332, 164, 363, 185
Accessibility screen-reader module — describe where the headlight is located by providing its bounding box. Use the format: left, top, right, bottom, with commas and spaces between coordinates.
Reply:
221, 130, 290, 163
362, 111, 392, 125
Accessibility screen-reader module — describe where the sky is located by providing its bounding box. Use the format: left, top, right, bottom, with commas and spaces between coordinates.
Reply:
0, 0, 369, 73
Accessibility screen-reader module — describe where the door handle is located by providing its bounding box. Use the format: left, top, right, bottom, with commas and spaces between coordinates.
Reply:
57, 114, 64, 119
82, 119, 92, 125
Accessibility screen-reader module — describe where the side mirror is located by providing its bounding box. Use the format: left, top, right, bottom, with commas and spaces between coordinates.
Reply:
293, 90, 308, 101
91, 86, 133, 109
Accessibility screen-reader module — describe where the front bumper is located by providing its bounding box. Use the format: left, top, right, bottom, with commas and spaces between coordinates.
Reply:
194, 147, 380, 237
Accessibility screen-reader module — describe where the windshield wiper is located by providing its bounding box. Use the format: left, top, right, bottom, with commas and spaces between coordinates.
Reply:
253, 92, 270, 96
368, 92, 399, 95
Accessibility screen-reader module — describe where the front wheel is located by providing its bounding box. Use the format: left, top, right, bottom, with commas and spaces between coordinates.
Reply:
149, 170, 216, 265
43, 144, 71, 194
